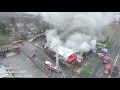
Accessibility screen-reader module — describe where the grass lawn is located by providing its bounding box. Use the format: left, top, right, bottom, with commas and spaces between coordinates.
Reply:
0, 37, 13, 46
91, 57, 102, 64
98, 40, 116, 48
81, 64, 93, 78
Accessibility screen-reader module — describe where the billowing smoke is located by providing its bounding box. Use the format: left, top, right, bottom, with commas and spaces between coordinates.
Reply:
43, 12, 114, 56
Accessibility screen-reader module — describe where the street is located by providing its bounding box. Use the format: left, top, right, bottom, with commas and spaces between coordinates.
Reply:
22, 41, 80, 78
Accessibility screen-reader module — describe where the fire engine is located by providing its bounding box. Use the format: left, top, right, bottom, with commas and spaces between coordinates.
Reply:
43, 46, 84, 66
44, 61, 61, 73
103, 54, 110, 64
12, 40, 23, 54
12, 40, 23, 46
66, 54, 83, 64
104, 64, 112, 75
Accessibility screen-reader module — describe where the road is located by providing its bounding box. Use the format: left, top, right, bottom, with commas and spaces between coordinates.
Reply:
21, 37, 120, 78
22, 41, 79, 78
91, 41, 120, 78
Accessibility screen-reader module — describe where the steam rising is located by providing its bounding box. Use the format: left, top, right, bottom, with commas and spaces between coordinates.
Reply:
43, 12, 114, 56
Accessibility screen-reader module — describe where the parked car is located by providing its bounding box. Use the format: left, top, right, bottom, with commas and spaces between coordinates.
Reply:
29, 39, 34, 42
101, 48, 108, 54
97, 53, 105, 59
28, 37, 37, 42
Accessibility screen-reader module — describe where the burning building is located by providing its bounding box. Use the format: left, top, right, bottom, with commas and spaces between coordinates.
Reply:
44, 45, 83, 65
42, 12, 114, 67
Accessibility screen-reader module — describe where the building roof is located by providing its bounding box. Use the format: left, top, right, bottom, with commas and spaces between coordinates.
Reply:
57, 46, 75, 59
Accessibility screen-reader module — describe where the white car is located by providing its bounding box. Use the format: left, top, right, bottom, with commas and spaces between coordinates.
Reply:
44, 61, 60, 73
29, 39, 34, 42
35, 43, 39, 47
97, 53, 105, 58
101, 48, 108, 54
29, 37, 37, 42
92, 48, 97, 53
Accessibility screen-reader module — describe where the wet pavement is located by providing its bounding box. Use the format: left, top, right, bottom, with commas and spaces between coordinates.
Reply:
0, 51, 48, 78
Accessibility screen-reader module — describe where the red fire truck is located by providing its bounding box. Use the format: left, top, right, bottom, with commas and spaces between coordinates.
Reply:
66, 54, 83, 64
12, 40, 23, 54
12, 40, 23, 46
66, 54, 77, 64
103, 54, 110, 64
44, 61, 60, 73
104, 64, 112, 75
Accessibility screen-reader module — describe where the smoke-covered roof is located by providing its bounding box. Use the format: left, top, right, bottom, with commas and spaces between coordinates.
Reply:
57, 46, 75, 59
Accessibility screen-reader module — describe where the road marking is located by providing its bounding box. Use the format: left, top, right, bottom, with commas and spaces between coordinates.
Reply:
26, 58, 34, 66
99, 73, 103, 78
96, 68, 104, 77
61, 71, 67, 78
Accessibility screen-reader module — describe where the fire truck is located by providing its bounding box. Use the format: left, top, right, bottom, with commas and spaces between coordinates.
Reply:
44, 47, 56, 58
12, 40, 23, 54
44, 61, 61, 73
103, 54, 110, 64
12, 40, 23, 46
66, 54, 83, 64
104, 64, 112, 75
43, 46, 84, 66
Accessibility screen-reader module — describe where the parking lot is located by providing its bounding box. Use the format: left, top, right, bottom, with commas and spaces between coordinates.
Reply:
0, 52, 48, 78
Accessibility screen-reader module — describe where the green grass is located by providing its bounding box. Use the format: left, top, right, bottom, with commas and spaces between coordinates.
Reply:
81, 57, 102, 78
106, 40, 116, 47
98, 40, 116, 48
81, 64, 93, 78
0, 38, 12, 46
91, 57, 101, 64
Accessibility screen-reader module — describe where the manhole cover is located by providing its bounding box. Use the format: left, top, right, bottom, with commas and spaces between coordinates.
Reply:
111, 66, 119, 77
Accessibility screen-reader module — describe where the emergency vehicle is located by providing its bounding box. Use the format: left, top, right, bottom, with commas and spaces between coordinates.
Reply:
44, 61, 61, 73
104, 64, 112, 75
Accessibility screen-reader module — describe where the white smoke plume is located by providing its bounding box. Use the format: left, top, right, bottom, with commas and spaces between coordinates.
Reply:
43, 12, 115, 56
